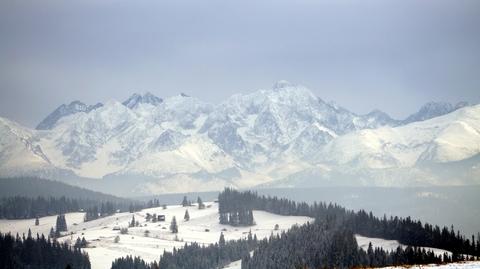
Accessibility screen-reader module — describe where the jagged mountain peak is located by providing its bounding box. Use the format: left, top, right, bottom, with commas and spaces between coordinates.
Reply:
272, 80, 296, 89
122, 91, 163, 109
403, 101, 468, 124
36, 100, 103, 130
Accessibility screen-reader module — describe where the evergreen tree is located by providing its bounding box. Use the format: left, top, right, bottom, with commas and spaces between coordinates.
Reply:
182, 196, 189, 207
129, 215, 136, 227
55, 214, 67, 232
219, 232, 226, 247
184, 209, 190, 221
49, 227, 55, 239
35, 217, 39, 226
197, 197, 205, 209
170, 216, 178, 233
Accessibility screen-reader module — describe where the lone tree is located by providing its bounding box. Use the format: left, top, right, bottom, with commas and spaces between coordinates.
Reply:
129, 215, 136, 227
170, 216, 178, 234
184, 210, 190, 221
35, 217, 39, 226
182, 196, 189, 207
197, 197, 205, 209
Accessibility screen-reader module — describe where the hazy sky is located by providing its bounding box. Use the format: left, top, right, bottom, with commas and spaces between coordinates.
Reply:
1, 0, 479, 127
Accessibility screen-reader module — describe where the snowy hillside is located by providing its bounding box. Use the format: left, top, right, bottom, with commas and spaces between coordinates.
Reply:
0, 202, 312, 269
0, 82, 478, 194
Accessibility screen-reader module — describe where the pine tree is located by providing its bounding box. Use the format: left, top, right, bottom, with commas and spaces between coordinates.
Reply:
184, 209, 190, 221
219, 232, 226, 247
81, 237, 88, 247
55, 214, 67, 232
49, 227, 55, 239
35, 217, 39, 226
182, 196, 189, 207
74, 237, 82, 249
130, 215, 136, 227
197, 197, 205, 209
170, 216, 178, 233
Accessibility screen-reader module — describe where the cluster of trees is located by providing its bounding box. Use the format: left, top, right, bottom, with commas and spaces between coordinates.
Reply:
218, 189, 255, 226
74, 237, 88, 249
111, 232, 258, 269
146, 199, 161, 208
349, 210, 480, 256
111, 256, 152, 269
84, 202, 118, 221
55, 214, 67, 233
219, 188, 480, 257
0, 232, 91, 269
181, 196, 205, 209
129, 215, 140, 228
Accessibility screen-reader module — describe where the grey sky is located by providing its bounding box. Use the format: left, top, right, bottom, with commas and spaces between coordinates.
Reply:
1, 0, 479, 127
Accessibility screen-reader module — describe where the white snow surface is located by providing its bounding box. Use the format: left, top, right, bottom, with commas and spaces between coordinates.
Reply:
0, 202, 313, 269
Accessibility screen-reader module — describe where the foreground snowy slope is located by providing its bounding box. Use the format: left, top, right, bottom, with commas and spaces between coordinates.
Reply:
0, 81, 478, 194
223, 260, 480, 269
0, 202, 313, 269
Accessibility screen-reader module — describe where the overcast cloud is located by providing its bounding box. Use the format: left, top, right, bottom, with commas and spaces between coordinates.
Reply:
1, 0, 479, 127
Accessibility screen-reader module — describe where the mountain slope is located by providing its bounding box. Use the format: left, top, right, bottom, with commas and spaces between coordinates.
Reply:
0, 81, 477, 194
36, 101, 103, 130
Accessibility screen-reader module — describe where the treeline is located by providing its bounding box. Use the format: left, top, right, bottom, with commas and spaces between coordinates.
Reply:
0, 196, 85, 219
0, 196, 143, 220
220, 188, 480, 257
111, 232, 258, 269
349, 210, 479, 257
0, 232, 90, 269
84, 202, 118, 221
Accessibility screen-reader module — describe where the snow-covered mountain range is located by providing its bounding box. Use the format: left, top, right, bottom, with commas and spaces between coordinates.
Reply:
0, 81, 478, 195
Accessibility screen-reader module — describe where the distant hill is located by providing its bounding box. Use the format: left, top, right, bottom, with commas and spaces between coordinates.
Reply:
0, 177, 133, 203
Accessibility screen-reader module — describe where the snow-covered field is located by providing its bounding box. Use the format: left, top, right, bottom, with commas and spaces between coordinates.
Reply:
356, 235, 454, 257
2, 205, 478, 269
0, 202, 313, 269
0, 212, 86, 236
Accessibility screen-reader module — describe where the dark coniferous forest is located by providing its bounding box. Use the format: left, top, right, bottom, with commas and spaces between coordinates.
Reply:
0, 195, 144, 220
0, 232, 90, 269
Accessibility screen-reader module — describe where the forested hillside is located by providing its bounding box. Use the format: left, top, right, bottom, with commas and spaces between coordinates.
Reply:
110, 189, 479, 269
0, 177, 128, 202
